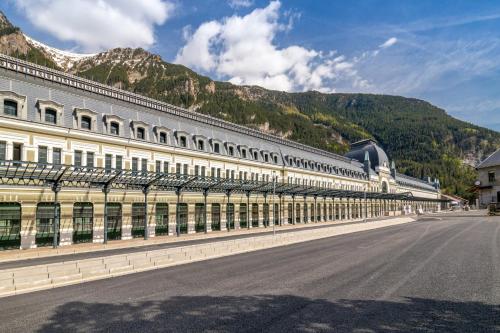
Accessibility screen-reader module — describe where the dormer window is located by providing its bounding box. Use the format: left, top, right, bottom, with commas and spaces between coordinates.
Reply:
159, 132, 167, 143
45, 108, 57, 124
136, 127, 145, 140
81, 116, 92, 130
1, 91, 27, 119
214, 143, 220, 153
180, 136, 187, 148
264, 154, 269, 163
273, 155, 278, 164
4, 100, 17, 116
110, 122, 120, 135
254, 152, 258, 160
74, 108, 97, 131
241, 149, 247, 159
228, 146, 234, 156
197, 140, 204, 151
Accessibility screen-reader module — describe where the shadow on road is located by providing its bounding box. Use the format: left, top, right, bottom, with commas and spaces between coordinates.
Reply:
35, 295, 499, 332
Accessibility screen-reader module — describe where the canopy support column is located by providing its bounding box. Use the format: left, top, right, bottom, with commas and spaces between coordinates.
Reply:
203, 189, 208, 234
102, 184, 110, 244
51, 182, 61, 249
292, 194, 296, 225
176, 188, 181, 237
226, 190, 231, 232
142, 186, 150, 240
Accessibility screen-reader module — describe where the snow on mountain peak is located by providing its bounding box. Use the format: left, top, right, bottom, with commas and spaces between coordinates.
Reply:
24, 34, 95, 70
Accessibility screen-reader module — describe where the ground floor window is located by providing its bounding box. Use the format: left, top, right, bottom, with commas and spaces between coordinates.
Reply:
303, 203, 308, 223
317, 203, 321, 221
251, 203, 259, 227
211, 204, 221, 231
287, 203, 292, 224
226, 203, 234, 230
311, 203, 315, 222
177, 203, 188, 234
155, 203, 168, 236
73, 203, 93, 243
0, 203, 21, 249
131, 203, 146, 238
263, 203, 269, 227
195, 203, 205, 232
36, 203, 60, 246
295, 203, 301, 223
239, 203, 247, 228
107, 203, 122, 240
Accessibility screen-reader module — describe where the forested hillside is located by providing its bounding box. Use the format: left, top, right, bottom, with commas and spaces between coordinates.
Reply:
1, 11, 498, 201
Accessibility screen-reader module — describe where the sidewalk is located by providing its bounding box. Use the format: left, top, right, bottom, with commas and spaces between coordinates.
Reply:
0, 215, 411, 265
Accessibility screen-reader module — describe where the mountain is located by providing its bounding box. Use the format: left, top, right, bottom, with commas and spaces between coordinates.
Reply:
0, 12, 497, 201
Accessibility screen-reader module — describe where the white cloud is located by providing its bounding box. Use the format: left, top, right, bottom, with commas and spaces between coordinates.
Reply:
379, 37, 398, 49
14, 0, 175, 52
175, 1, 363, 92
228, 0, 254, 9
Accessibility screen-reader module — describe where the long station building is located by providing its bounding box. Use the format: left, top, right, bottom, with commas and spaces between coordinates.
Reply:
0, 54, 444, 250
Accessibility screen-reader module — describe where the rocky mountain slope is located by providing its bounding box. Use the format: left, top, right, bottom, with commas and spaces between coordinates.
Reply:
1, 11, 497, 201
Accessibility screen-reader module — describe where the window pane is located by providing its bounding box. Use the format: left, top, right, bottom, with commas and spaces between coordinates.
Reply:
13, 143, 21, 161
53, 148, 61, 165
137, 128, 145, 139
74, 150, 82, 167
156, 160, 161, 173
159, 132, 166, 143
163, 162, 169, 174
0, 141, 5, 161
116, 155, 123, 170
81, 116, 91, 130
86, 152, 94, 168
45, 109, 57, 124
141, 158, 148, 171
110, 122, 119, 135
4, 100, 17, 116
105, 154, 112, 171
38, 146, 48, 164
132, 158, 138, 172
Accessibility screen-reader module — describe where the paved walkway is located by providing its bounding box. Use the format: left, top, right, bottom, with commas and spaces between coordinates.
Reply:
0, 215, 405, 267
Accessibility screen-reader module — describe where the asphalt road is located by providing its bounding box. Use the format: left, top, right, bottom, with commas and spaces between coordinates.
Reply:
0, 213, 499, 332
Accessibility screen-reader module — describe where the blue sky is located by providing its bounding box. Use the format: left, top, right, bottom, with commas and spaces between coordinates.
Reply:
2, 0, 500, 130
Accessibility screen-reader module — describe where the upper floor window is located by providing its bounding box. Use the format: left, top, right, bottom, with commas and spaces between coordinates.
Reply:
179, 136, 187, 148
81, 116, 92, 130
53, 148, 62, 165
241, 149, 247, 159
159, 132, 167, 143
489, 171, 496, 182
228, 146, 234, 156
74, 108, 97, 131
12, 143, 22, 161
197, 140, 204, 151
0, 91, 27, 119
38, 146, 48, 164
253, 151, 258, 160
136, 127, 145, 140
264, 154, 269, 163
0, 141, 6, 161
214, 143, 220, 153
45, 108, 57, 124
273, 155, 278, 164
110, 122, 120, 135
4, 100, 17, 117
